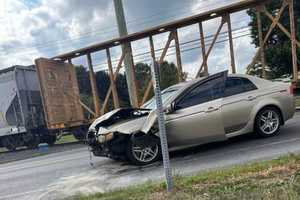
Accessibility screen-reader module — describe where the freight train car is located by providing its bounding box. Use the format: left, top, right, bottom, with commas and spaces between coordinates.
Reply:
0, 65, 56, 151
0, 60, 89, 151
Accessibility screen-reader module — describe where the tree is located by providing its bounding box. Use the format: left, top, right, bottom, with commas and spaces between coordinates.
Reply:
135, 61, 184, 103
247, 0, 300, 78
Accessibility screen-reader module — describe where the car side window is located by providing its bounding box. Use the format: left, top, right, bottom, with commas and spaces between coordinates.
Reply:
224, 77, 257, 97
242, 78, 257, 92
176, 78, 224, 109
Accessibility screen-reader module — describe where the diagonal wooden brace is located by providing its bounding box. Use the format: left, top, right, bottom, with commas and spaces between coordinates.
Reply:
141, 32, 175, 105
196, 17, 226, 78
247, 1, 288, 73
101, 52, 125, 114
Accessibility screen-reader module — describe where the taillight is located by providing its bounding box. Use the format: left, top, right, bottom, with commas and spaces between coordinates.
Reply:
289, 83, 296, 95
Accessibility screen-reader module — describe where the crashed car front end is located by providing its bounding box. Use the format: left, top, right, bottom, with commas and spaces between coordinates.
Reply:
87, 108, 154, 160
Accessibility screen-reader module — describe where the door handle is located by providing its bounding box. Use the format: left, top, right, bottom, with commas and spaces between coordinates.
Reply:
205, 107, 219, 113
247, 96, 256, 101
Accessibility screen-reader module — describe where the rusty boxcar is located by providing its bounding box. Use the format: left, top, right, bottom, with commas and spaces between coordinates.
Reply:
0, 59, 88, 151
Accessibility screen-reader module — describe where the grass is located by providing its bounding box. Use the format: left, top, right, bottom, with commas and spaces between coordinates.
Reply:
0, 147, 6, 153
71, 154, 300, 200
56, 134, 78, 145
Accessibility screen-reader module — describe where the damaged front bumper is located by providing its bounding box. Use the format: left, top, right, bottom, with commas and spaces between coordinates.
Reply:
87, 131, 129, 160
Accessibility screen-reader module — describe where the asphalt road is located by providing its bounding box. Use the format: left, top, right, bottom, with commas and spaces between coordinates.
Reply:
0, 112, 300, 200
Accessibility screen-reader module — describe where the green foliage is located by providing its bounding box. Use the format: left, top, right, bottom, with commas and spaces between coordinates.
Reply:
135, 61, 183, 103
75, 66, 91, 95
247, 0, 300, 78
75, 65, 131, 110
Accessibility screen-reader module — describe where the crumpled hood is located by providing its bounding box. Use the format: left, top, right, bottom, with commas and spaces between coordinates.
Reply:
99, 116, 148, 134
89, 108, 123, 132
88, 108, 157, 135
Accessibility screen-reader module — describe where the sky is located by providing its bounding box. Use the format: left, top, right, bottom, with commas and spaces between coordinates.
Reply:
0, 0, 257, 77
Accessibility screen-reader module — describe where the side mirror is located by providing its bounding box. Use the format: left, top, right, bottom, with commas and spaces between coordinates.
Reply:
165, 102, 175, 114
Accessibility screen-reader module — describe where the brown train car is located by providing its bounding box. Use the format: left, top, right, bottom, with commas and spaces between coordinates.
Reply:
0, 59, 89, 151
35, 58, 89, 141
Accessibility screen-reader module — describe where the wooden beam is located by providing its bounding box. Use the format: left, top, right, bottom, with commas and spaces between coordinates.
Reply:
87, 53, 101, 117
79, 100, 96, 116
101, 52, 125, 114
126, 46, 139, 108
256, 8, 267, 78
263, 10, 300, 48
288, 0, 298, 81
141, 36, 156, 105
106, 48, 120, 109
141, 32, 174, 104
225, 13, 236, 74
196, 17, 225, 78
199, 22, 208, 75
159, 32, 174, 64
173, 29, 184, 82
246, 1, 288, 73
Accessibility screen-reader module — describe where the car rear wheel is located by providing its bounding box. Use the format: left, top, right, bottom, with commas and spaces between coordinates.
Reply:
255, 107, 281, 137
126, 135, 161, 166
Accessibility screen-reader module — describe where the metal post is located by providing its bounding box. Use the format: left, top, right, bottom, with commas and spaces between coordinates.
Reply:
288, 0, 298, 81
256, 9, 266, 78
150, 60, 173, 192
173, 30, 184, 82
199, 22, 208, 75
113, 0, 139, 107
106, 48, 120, 109
225, 14, 236, 74
87, 53, 101, 117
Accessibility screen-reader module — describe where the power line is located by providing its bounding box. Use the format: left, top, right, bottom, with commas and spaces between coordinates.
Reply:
92, 26, 251, 69
93, 31, 251, 72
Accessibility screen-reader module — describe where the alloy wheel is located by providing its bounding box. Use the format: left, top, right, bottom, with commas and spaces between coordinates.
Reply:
258, 110, 280, 135
132, 144, 159, 163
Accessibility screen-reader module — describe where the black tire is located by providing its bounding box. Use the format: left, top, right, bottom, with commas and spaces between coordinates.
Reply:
72, 128, 87, 141
254, 107, 281, 138
46, 135, 57, 146
2, 136, 17, 151
126, 135, 161, 166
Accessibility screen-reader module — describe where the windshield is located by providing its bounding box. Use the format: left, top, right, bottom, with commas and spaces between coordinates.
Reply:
142, 89, 179, 110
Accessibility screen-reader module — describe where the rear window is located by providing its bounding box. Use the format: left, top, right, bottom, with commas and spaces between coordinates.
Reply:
224, 77, 257, 97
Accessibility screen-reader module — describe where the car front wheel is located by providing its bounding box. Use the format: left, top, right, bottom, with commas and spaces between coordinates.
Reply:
255, 107, 281, 137
126, 135, 161, 166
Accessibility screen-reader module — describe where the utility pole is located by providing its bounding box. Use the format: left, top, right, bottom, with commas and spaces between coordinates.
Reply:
113, 0, 139, 107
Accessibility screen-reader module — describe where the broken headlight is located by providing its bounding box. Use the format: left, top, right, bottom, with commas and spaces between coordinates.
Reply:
97, 132, 114, 143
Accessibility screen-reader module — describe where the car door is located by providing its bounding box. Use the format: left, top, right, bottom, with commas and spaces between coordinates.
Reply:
165, 72, 227, 148
221, 77, 258, 134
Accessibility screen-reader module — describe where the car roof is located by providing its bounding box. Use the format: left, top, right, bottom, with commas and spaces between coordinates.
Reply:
164, 72, 272, 92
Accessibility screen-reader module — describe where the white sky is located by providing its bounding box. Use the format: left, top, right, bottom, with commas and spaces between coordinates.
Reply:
0, 0, 257, 77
